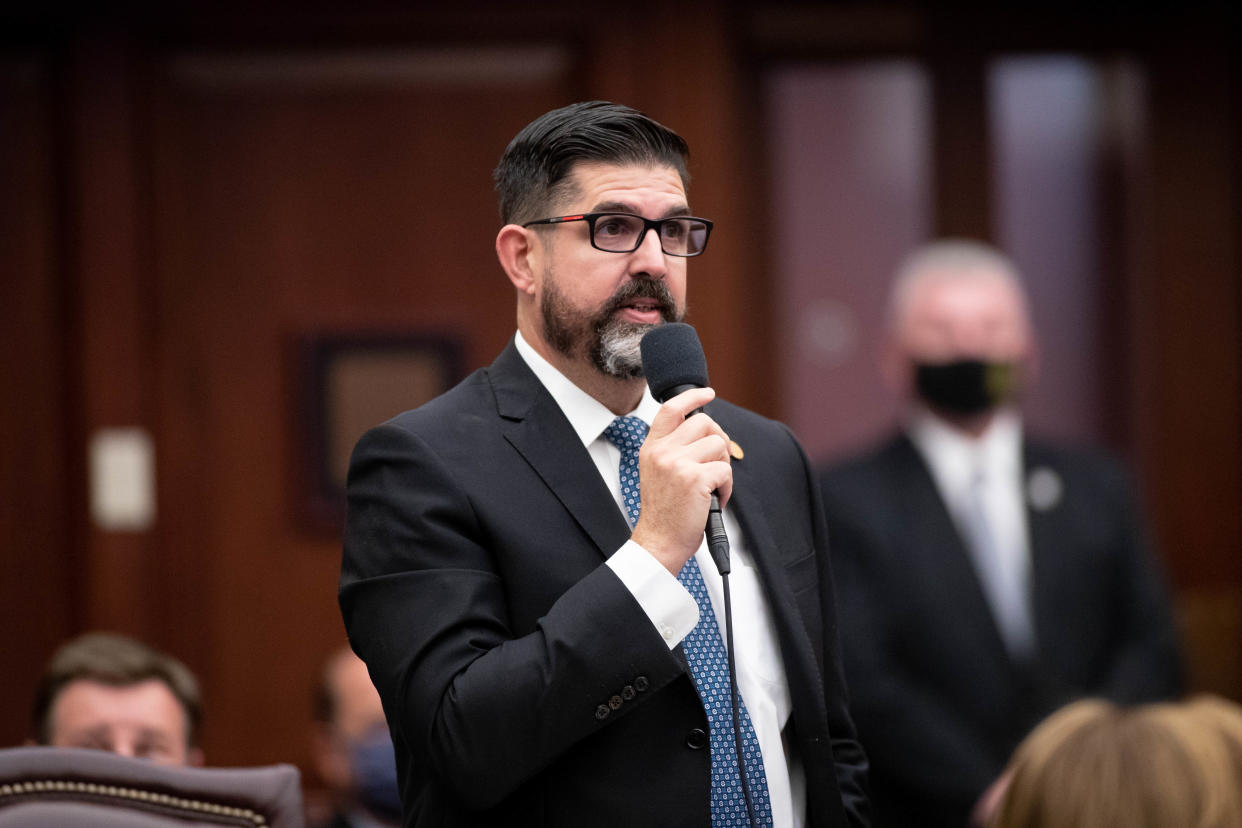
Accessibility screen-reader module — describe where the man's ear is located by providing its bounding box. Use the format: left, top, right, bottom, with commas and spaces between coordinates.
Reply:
496, 224, 538, 295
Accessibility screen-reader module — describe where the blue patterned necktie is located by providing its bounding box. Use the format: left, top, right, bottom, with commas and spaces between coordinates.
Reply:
602, 416, 773, 827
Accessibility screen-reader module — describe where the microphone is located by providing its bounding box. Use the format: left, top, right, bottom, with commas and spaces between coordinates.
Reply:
640, 322, 731, 575
641, 323, 759, 828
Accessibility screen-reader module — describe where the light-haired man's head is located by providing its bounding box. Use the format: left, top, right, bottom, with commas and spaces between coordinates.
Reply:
882, 239, 1037, 428
32, 632, 204, 766
991, 696, 1242, 828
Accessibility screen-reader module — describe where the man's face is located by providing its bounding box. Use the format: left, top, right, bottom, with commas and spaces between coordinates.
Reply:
895, 269, 1032, 367
313, 651, 400, 822
315, 651, 391, 793
530, 161, 689, 377
48, 678, 198, 765
331, 652, 388, 748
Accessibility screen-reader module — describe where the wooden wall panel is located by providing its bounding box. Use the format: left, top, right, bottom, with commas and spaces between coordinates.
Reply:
1138, 9, 1242, 696
67, 35, 165, 638
0, 55, 75, 746
928, 52, 992, 240
147, 49, 572, 767
587, 9, 770, 414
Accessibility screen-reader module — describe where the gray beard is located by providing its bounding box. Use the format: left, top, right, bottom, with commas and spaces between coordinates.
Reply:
592, 320, 648, 379
540, 273, 682, 380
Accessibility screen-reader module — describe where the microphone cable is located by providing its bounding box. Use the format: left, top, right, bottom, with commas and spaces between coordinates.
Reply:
720, 565, 758, 828
707, 507, 757, 827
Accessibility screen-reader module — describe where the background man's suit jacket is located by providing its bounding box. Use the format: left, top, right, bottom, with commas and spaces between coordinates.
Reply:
818, 432, 1183, 828
340, 340, 869, 827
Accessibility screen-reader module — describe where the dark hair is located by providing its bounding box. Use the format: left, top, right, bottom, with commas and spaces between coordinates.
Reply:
32, 632, 204, 748
493, 100, 691, 225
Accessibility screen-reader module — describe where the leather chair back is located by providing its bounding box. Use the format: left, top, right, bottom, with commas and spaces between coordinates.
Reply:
0, 746, 303, 827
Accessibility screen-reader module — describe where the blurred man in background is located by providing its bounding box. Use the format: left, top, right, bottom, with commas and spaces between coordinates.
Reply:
817, 239, 1184, 827
31, 631, 204, 766
310, 646, 400, 828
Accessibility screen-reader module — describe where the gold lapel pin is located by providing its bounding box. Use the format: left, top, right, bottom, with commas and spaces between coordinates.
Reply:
729, 439, 744, 461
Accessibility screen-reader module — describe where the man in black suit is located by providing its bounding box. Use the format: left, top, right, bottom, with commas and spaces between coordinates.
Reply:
340, 101, 868, 827
817, 239, 1184, 827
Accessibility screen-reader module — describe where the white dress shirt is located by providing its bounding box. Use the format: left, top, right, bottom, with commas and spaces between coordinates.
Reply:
907, 407, 1035, 658
514, 331, 804, 828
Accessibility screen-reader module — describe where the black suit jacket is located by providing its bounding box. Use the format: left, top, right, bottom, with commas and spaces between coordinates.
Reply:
340, 340, 869, 827
818, 431, 1183, 828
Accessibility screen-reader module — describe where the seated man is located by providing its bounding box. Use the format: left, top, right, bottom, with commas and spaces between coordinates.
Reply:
30, 631, 204, 766
310, 645, 400, 828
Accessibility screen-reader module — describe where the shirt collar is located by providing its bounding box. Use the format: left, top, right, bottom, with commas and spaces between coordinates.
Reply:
907, 405, 1023, 498
514, 330, 661, 449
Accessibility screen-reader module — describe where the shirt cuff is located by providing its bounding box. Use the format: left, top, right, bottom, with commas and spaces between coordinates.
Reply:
606, 540, 699, 649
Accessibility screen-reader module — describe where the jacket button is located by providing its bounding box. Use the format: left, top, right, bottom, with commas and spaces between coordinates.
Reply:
685, 728, 708, 750
621, 685, 636, 701
595, 704, 610, 720
634, 676, 650, 692
609, 695, 623, 710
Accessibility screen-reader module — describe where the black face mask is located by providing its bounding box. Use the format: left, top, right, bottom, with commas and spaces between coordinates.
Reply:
914, 359, 1019, 416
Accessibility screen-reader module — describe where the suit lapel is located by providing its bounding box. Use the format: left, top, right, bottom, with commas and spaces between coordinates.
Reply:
714, 418, 829, 710
723, 427, 846, 817
488, 343, 691, 676
1023, 440, 1064, 650
486, 342, 633, 560
890, 435, 1014, 663
728, 457, 819, 638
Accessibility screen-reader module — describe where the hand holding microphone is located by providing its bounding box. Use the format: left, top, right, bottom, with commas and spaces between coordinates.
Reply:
631, 323, 733, 576
639, 324, 755, 827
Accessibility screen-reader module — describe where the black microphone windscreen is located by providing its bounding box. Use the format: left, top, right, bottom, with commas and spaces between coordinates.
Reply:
641, 323, 710, 403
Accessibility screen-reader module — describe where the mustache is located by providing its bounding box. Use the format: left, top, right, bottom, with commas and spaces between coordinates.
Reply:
598, 279, 677, 322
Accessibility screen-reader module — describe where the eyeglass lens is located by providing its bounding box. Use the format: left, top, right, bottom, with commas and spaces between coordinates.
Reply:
593, 214, 709, 255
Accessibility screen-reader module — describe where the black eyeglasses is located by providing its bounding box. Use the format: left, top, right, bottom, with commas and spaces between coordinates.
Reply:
522, 212, 713, 257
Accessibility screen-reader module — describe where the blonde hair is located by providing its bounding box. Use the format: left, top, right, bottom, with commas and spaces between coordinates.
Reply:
990, 696, 1242, 828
